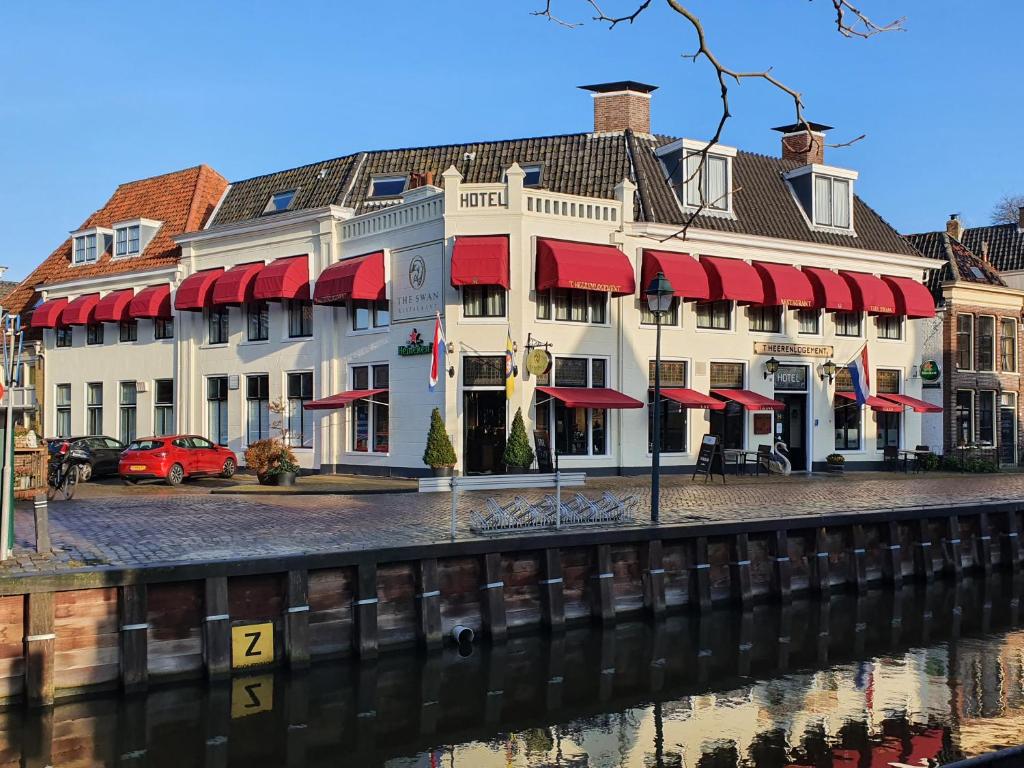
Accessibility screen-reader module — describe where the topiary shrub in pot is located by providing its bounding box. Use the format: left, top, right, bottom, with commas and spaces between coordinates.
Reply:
422, 407, 457, 477
825, 453, 845, 474
502, 407, 535, 474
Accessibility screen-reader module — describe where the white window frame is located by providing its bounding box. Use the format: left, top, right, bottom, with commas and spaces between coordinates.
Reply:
978, 389, 997, 446
348, 363, 390, 455
115, 224, 141, 257
956, 389, 975, 445
535, 289, 610, 327
368, 174, 408, 199
72, 233, 98, 265
693, 300, 734, 333
647, 357, 690, 456
656, 138, 737, 216
812, 174, 853, 230
833, 311, 863, 338
245, 373, 270, 446
875, 314, 903, 342
956, 313, 974, 372
1001, 317, 1018, 373
263, 189, 297, 214
540, 355, 612, 458
639, 297, 682, 329
285, 370, 314, 450
977, 314, 997, 372
55, 383, 72, 438
795, 308, 821, 336
747, 305, 784, 335
154, 378, 174, 437
86, 382, 103, 436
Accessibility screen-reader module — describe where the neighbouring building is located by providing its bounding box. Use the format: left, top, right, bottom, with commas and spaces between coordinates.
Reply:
30, 82, 939, 476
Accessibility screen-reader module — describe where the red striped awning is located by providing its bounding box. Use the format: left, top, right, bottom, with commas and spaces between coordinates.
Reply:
700, 256, 764, 304
640, 250, 710, 301
129, 285, 172, 320
174, 268, 224, 311
94, 289, 134, 324
803, 267, 854, 311
451, 236, 510, 289
536, 386, 644, 409
313, 251, 386, 305
61, 293, 101, 326
882, 276, 936, 319
878, 393, 943, 413
753, 262, 815, 307
711, 389, 784, 411
303, 389, 386, 410
253, 255, 310, 302
536, 238, 635, 296
840, 271, 897, 315
661, 388, 725, 410
835, 391, 903, 412
211, 262, 264, 306
31, 297, 69, 329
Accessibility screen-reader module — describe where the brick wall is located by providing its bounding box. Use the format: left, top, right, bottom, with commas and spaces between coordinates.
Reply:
781, 132, 825, 165
593, 93, 651, 134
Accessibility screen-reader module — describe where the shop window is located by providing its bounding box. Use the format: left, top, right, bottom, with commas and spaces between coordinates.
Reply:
834, 311, 861, 337
154, 378, 174, 436
286, 372, 314, 448
640, 297, 679, 326
207, 376, 228, 446
978, 390, 995, 445
834, 368, 860, 450
748, 306, 782, 333
876, 315, 902, 340
955, 390, 973, 445
351, 364, 389, 453
875, 369, 901, 449
463, 286, 506, 318
208, 307, 229, 344
247, 302, 269, 342
709, 362, 745, 449
352, 299, 389, 330
288, 300, 313, 338
648, 360, 687, 454
1001, 318, 1017, 372
55, 327, 73, 348
695, 301, 732, 330
86, 382, 103, 436
957, 314, 974, 370
154, 318, 174, 340
978, 316, 995, 371
537, 289, 607, 324
86, 323, 104, 345
463, 356, 505, 387
547, 357, 608, 456
55, 383, 71, 438
796, 309, 820, 335
119, 381, 137, 445
246, 374, 269, 444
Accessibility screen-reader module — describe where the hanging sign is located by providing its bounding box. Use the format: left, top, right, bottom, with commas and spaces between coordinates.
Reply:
398, 327, 433, 356
920, 360, 940, 382
526, 348, 552, 376
754, 342, 834, 358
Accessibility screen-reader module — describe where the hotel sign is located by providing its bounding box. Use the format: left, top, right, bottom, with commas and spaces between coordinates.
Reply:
753, 342, 834, 358
392, 242, 443, 322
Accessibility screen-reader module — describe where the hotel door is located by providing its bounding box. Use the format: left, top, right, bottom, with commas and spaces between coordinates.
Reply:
464, 391, 506, 474
774, 365, 808, 472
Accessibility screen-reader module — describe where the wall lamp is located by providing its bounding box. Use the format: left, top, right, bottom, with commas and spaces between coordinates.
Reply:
763, 356, 780, 380
819, 359, 838, 384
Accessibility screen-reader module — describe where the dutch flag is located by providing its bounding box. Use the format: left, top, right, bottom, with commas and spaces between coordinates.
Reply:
429, 312, 445, 391
848, 344, 871, 405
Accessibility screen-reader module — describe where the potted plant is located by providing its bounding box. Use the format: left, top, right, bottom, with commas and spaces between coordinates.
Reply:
268, 455, 301, 487
825, 453, 845, 474
423, 407, 457, 477
502, 407, 535, 474
244, 439, 299, 486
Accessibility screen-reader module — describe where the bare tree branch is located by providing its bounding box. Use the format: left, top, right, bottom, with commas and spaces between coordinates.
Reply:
831, 0, 905, 38
648, 185, 744, 243
587, 0, 652, 27
530, 0, 581, 28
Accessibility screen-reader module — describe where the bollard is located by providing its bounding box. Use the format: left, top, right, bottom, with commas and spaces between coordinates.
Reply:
33, 494, 50, 554
449, 477, 458, 542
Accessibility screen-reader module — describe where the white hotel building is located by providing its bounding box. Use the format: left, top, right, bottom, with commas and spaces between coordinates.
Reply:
30, 82, 939, 476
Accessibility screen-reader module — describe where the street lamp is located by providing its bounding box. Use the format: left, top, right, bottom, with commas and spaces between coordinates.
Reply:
819, 359, 837, 384
763, 356, 780, 380
646, 271, 674, 524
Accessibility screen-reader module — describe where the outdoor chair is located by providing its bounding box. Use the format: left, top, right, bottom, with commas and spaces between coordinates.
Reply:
756, 444, 772, 476
883, 446, 900, 471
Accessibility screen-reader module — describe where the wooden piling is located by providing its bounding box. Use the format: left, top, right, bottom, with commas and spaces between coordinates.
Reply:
882, 521, 904, 588
414, 558, 443, 649
355, 562, 379, 659
809, 528, 830, 595
976, 512, 994, 574
912, 518, 934, 582
641, 539, 667, 618
202, 577, 231, 681
23, 592, 54, 707
480, 552, 507, 641
284, 570, 310, 669
944, 516, 963, 580
21, 707, 53, 768
769, 530, 791, 603
847, 525, 867, 593
119, 583, 148, 692
688, 536, 712, 613
590, 544, 616, 624
539, 548, 565, 632
1001, 509, 1021, 569
729, 533, 752, 606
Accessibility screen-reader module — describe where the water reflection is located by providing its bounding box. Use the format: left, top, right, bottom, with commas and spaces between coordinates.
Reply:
6, 576, 1024, 767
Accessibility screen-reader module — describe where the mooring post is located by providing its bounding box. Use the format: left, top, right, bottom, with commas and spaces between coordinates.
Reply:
355, 562, 379, 659
480, 552, 507, 641
912, 518, 934, 582
689, 537, 712, 613
769, 530, 791, 603
809, 528, 830, 595
590, 544, 616, 625
539, 548, 565, 632
21, 707, 53, 768
976, 512, 994, 574
202, 577, 231, 681
1001, 508, 1021, 570
729, 534, 752, 606
882, 521, 904, 588
847, 524, 867, 594
284, 569, 310, 669
944, 515, 963, 581
119, 583, 148, 693
33, 494, 50, 554
415, 558, 443, 650
23, 591, 54, 708
641, 539, 667, 618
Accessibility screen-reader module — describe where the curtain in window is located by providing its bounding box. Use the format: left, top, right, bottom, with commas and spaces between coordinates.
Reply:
706, 156, 727, 209
814, 176, 832, 225
832, 178, 850, 228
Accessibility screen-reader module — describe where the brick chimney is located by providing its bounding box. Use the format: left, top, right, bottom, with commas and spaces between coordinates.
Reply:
1018, 205, 1024, 232
947, 213, 965, 241
772, 121, 833, 165
579, 81, 657, 135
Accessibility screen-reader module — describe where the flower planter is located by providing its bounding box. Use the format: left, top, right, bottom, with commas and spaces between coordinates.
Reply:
257, 474, 276, 486
505, 465, 529, 475
275, 471, 297, 487
432, 467, 453, 478
825, 465, 844, 475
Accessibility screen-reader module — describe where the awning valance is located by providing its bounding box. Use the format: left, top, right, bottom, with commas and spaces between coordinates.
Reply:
840, 271, 897, 315
253, 255, 310, 302
536, 386, 644, 409
303, 388, 387, 411
61, 293, 101, 326
700, 256, 764, 304
753, 262, 815, 307
803, 267, 854, 311
536, 238, 635, 296
211, 262, 264, 306
174, 268, 224, 311
94, 289, 134, 324
882, 276, 936, 319
313, 251, 386, 305
711, 389, 784, 411
451, 236, 510, 289
129, 285, 172, 320
31, 297, 69, 329
878, 393, 943, 413
835, 391, 903, 412
661, 388, 726, 410
640, 250, 710, 301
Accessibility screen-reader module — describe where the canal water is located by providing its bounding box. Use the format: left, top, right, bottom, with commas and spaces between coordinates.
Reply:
6, 576, 1024, 767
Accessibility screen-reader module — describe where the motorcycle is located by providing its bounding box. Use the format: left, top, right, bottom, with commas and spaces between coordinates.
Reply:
46, 440, 90, 501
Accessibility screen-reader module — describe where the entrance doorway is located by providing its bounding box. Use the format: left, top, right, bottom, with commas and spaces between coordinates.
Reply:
464, 391, 506, 474
773, 364, 809, 472
1000, 393, 1017, 466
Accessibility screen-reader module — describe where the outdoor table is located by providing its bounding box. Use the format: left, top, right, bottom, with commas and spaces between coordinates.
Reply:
897, 449, 931, 473
722, 448, 760, 476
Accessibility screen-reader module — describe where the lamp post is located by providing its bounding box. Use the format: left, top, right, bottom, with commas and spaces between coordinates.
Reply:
646, 271, 674, 524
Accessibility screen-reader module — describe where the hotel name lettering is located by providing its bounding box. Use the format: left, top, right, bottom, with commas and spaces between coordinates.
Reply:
753, 341, 834, 358
460, 191, 506, 209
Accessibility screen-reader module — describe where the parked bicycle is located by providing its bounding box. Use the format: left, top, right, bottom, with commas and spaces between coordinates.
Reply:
46, 440, 90, 501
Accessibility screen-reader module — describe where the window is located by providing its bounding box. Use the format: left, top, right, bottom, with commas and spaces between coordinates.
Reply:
247, 302, 269, 342
154, 318, 174, 340
956, 390, 974, 445
875, 369, 901, 450
978, 316, 995, 371
119, 320, 138, 342
55, 327, 72, 348
522, 163, 542, 188
351, 299, 389, 330
695, 301, 732, 330
796, 309, 820, 335
55, 384, 71, 438
86, 383, 103, 436
86, 324, 104, 345
119, 382, 137, 445
684, 152, 729, 211
648, 361, 687, 454
288, 300, 313, 338
462, 286, 506, 318
813, 175, 851, 229
978, 390, 995, 445
708, 362, 745, 449
876, 315, 902, 340
957, 314, 974, 370
115, 225, 140, 257
263, 189, 296, 214
286, 372, 313, 448
207, 377, 228, 446
369, 175, 407, 198
748, 306, 782, 333
208, 307, 230, 344
154, 379, 174, 436
73, 233, 98, 264
350, 365, 389, 453
640, 297, 680, 326
834, 311, 861, 337
545, 357, 608, 456
246, 375, 270, 444
537, 289, 607, 325
1001, 318, 1017, 372
834, 368, 860, 450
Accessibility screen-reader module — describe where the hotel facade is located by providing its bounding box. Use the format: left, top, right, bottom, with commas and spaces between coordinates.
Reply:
26, 83, 939, 476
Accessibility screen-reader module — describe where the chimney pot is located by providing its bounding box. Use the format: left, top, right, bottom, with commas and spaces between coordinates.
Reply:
946, 213, 965, 241
772, 121, 832, 166
1018, 205, 1024, 231
579, 81, 657, 135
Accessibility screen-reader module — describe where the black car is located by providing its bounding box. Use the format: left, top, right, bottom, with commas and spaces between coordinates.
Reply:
46, 436, 125, 481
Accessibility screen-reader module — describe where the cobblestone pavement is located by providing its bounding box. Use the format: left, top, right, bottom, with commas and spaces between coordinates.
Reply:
5, 471, 1022, 577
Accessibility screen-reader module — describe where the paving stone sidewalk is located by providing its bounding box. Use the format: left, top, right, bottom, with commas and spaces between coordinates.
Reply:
5, 471, 1021, 578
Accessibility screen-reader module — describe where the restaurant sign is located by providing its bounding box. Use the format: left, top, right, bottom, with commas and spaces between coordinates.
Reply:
398, 328, 433, 357
920, 360, 940, 382
753, 342, 834, 358
392, 242, 443, 322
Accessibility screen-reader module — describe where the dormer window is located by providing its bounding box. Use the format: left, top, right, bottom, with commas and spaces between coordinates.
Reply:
784, 164, 857, 233
115, 224, 140, 256
813, 175, 851, 229
522, 163, 543, 188
73, 234, 98, 264
263, 189, 296, 214
369, 175, 408, 199
656, 139, 736, 215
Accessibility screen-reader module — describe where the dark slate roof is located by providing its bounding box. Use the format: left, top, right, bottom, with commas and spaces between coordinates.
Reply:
905, 231, 1006, 299
209, 130, 919, 256
958, 223, 1024, 273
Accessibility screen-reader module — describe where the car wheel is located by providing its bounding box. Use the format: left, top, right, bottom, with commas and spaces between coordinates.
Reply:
121, 476, 137, 486
221, 458, 236, 479
78, 463, 93, 483
166, 463, 185, 486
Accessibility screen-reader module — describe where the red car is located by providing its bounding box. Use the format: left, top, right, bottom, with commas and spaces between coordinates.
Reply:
119, 435, 237, 486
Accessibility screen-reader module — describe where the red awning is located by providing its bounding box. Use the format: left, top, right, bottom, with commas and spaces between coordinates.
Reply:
840, 271, 897, 315
313, 251, 386, 305
253, 255, 310, 302
753, 262, 815, 307
882, 275, 936, 318
700, 256, 764, 304
94, 289, 134, 324
640, 250, 710, 301
803, 267, 854, 311
451, 236, 510, 289
661, 388, 725, 410
174, 268, 224, 311
61, 293, 101, 326
129, 285, 172, 320
536, 386, 644, 409
211, 262, 264, 306
536, 238, 635, 296
711, 389, 784, 411
31, 297, 69, 329
303, 389, 386, 411
879, 393, 943, 413
835, 391, 903, 412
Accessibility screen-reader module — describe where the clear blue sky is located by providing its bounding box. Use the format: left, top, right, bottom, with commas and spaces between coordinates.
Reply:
2, 1, 1021, 281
